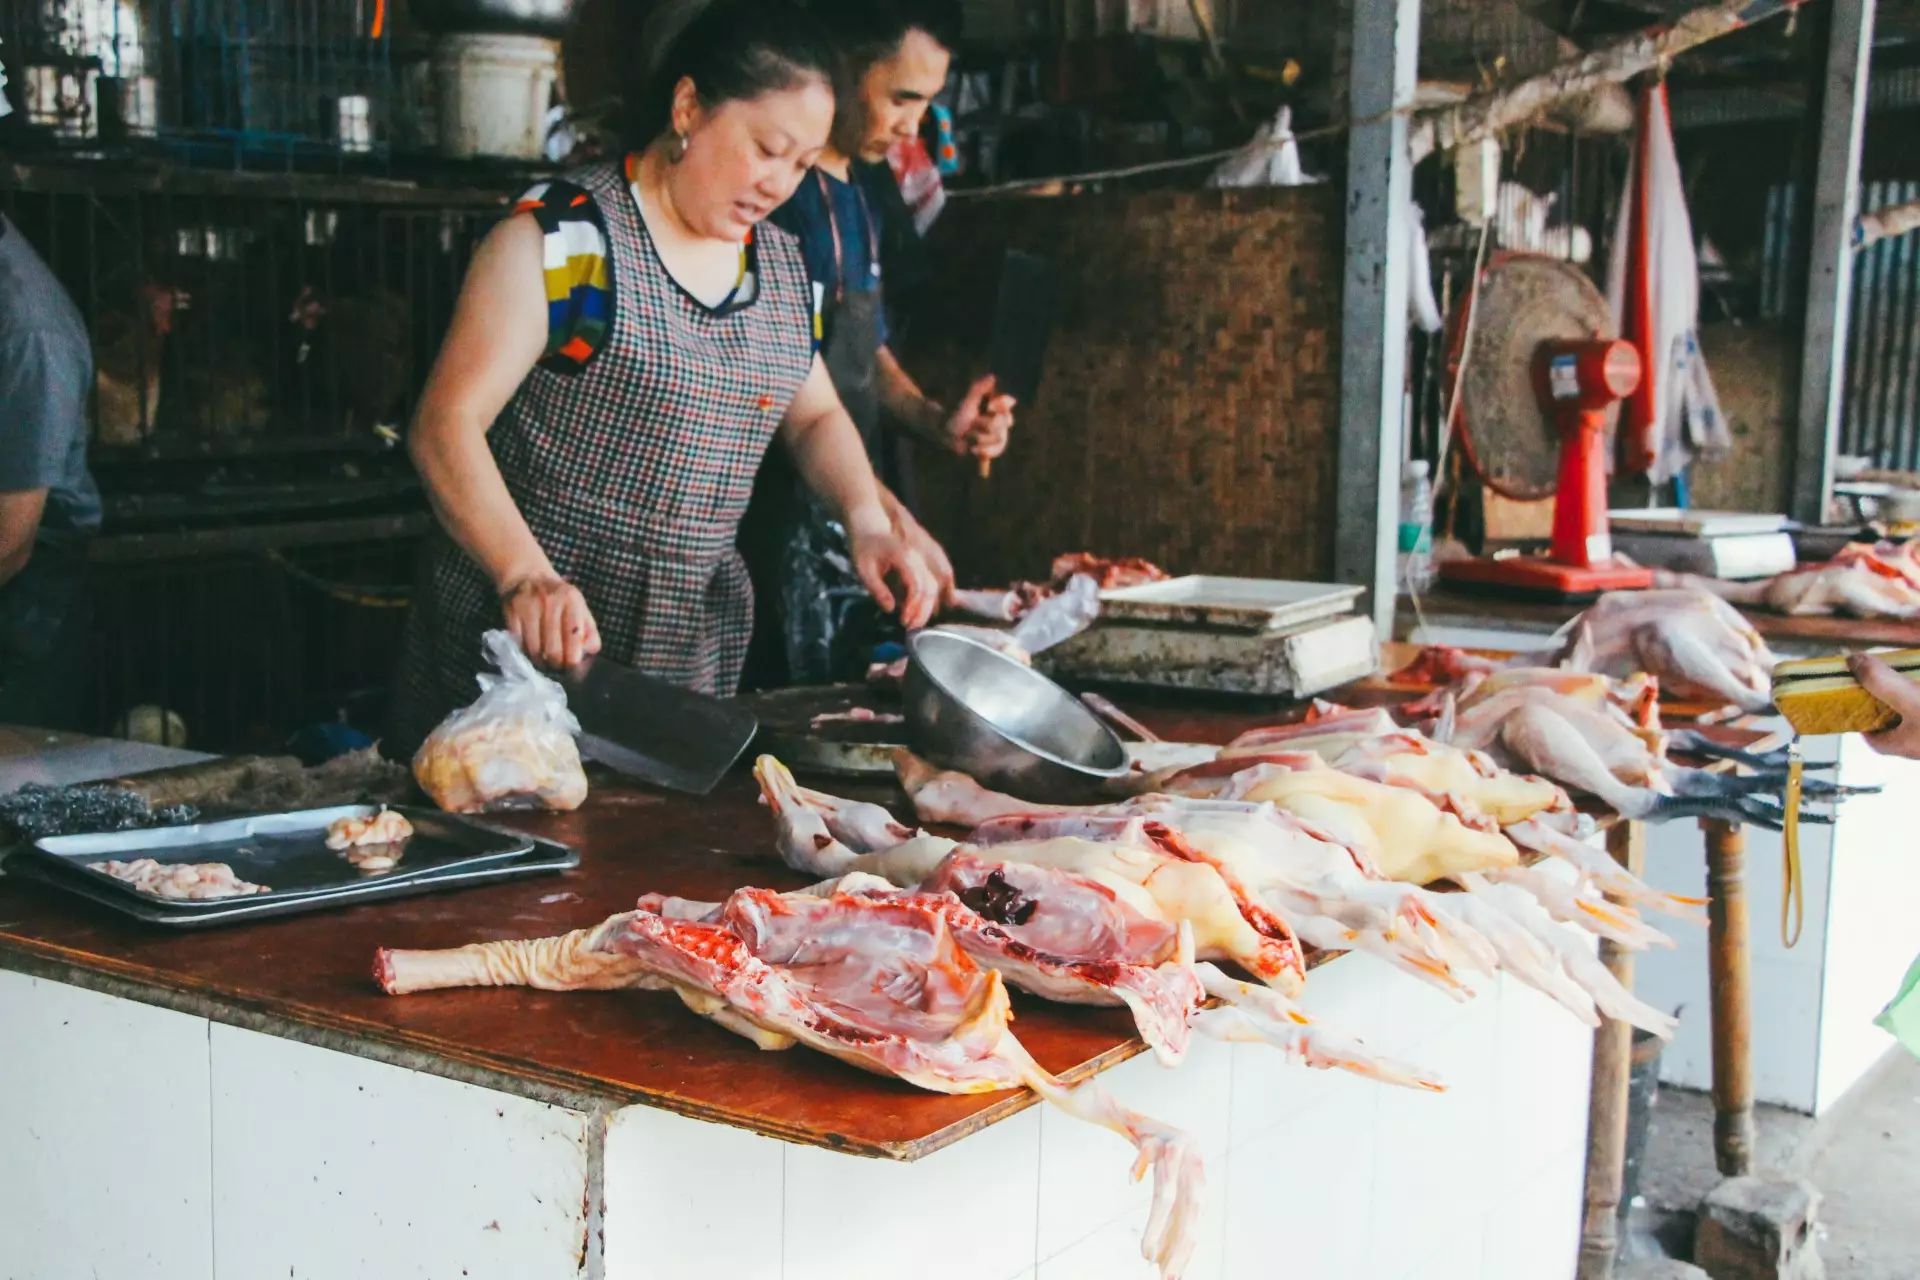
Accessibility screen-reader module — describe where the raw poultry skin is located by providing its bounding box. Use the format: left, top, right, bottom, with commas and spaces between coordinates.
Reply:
1657, 542, 1920, 621
759, 761, 1442, 1089
1192, 754, 1521, 886
886, 752, 1684, 1036
88, 858, 269, 899
1555, 588, 1777, 714
412, 715, 588, 814
380, 887, 1205, 1279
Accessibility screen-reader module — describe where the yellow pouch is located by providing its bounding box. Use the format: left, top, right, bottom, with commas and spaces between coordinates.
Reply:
1771, 648, 1920, 736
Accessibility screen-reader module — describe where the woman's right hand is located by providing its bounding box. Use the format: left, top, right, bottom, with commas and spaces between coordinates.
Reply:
500, 574, 603, 669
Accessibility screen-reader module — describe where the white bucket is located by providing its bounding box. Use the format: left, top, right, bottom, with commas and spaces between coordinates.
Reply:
432, 32, 558, 160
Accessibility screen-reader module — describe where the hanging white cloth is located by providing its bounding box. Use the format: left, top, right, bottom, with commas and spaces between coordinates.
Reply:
1605, 81, 1729, 486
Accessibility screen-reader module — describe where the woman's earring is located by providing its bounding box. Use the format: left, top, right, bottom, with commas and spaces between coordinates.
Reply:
673, 130, 691, 162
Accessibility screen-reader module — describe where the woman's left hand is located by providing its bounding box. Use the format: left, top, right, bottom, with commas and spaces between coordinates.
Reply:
848, 522, 937, 630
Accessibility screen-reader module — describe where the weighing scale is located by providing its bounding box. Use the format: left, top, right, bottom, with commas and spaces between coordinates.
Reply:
1440, 254, 1653, 599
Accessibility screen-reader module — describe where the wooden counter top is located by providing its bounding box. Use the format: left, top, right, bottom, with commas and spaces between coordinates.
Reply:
1403, 588, 1920, 651
0, 685, 1773, 1163
0, 702, 1294, 1163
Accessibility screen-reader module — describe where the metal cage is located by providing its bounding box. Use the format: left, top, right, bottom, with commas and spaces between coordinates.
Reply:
1, 168, 500, 469
1, 0, 410, 167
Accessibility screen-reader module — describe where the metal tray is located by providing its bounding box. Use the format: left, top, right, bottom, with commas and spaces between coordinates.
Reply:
5, 835, 579, 929
21, 805, 533, 909
1097, 576, 1363, 633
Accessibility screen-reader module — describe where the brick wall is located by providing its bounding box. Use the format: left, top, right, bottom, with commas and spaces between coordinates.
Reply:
898, 184, 1344, 585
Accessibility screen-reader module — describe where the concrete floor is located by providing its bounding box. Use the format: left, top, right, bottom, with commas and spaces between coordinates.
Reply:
1636, 1049, 1920, 1279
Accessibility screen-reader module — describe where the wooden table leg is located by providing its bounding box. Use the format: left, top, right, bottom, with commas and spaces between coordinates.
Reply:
1703, 817, 1755, 1178
1578, 819, 1647, 1280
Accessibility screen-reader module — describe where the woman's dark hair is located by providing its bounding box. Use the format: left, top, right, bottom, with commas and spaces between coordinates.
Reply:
810, 0, 963, 76
627, 0, 841, 149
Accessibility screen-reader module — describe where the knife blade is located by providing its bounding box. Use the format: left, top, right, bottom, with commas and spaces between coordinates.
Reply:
554, 655, 759, 796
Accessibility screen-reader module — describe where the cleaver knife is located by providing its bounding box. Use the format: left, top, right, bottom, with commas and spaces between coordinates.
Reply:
980, 249, 1059, 479
554, 655, 759, 796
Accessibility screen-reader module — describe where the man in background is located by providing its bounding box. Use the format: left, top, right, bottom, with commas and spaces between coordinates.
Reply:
0, 213, 100, 730
741, 0, 1013, 686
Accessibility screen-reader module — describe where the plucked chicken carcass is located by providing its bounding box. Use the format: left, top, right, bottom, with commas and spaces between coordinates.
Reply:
1392, 585, 1776, 718
379, 886, 1204, 1278
1552, 588, 1777, 715
1203, 715, 1708, 923
757, 759, 1442, 1089
884, 755, 1307, 992
1429, 682, 1843, 830
889, 751, 1681, 1036
1656, 543, 1920, 621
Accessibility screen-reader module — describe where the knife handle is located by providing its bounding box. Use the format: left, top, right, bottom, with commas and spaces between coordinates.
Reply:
977, 454, 993, 480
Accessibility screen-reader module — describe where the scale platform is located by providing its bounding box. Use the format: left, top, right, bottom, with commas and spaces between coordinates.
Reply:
1438, 554, 1653, 601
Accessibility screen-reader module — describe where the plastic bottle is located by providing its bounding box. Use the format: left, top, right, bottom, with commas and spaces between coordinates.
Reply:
1398, 459, 1435, 593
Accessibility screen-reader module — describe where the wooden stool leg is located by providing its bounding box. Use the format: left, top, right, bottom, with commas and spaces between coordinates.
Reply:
1703, 817, 1755, 1178
1578, 820, 1647, 1280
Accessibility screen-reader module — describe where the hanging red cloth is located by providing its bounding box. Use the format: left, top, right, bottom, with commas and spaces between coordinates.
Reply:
1606, 80, 1729, 486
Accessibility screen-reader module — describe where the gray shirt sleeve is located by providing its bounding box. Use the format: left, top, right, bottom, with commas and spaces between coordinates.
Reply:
0, 327, 92, 494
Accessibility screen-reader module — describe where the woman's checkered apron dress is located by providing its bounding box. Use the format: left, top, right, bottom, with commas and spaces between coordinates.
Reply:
388, 159, 816, 754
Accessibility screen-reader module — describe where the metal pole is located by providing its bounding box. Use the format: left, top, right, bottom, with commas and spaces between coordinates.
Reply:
1336, 0, 1419, 635
1790, 0, 1876, 523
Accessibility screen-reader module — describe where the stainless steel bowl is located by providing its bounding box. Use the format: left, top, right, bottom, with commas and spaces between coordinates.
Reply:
412, 0, 578, 37
903, 630, 1130, 803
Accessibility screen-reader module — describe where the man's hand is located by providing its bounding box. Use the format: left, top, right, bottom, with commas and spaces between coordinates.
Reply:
940, 373, 1016, 463
1849, 653, 1920, 758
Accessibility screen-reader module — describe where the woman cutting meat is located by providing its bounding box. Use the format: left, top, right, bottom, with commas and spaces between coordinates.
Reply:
388, 0, 935, 754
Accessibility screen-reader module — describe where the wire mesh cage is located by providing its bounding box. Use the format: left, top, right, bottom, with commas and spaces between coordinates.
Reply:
1, 174, 499, 469
87, 525, 423, 753
1, 0, 409, 167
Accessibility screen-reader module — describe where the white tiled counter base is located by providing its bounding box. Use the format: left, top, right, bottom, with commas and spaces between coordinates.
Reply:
3, 951, 1592, 1280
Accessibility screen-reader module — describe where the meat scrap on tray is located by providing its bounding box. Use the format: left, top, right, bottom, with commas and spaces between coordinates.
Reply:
88, 858, 269, 900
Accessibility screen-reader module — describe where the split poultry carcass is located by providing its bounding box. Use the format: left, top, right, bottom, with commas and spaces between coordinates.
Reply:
378, 886, 1205, 1278
775, 757, 1306, 994
753, 758, 1203, 1065
1655, 542, 1920, 621
1430, 683, 1848, 830
892, 751, 1679, 1036
1551, 588, 1777, 715
755, 758, 1442, 1090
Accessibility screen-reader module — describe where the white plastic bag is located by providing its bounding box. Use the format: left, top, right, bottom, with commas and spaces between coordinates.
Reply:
1010, 574, 1102, 655
412, 631, 589, 814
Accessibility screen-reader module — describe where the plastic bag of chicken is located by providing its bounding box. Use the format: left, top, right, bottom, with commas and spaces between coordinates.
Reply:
412, 631, 589, 814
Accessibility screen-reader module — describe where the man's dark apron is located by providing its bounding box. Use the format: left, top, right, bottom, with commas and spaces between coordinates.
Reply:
740, 174, 890, 687
0, 543, 91, 732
